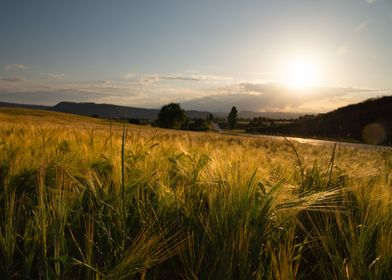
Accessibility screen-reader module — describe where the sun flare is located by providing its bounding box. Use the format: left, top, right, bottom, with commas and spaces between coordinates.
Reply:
283, 57, 321, 88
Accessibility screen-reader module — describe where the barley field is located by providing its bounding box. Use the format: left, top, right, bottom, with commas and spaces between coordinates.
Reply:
0, 108, 391, 279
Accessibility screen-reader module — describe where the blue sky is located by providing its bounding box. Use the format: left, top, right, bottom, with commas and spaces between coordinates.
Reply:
0, 0, 391, 112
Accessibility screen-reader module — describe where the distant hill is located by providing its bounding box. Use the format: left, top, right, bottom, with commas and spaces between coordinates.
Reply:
0, 101, 150, 119
51, 102, 159, 119
0, 101, 212, 120
0, 101, 301, 120
247, 96, 392, 145
51, 102, 213, 120
0, 102, 213, 120
0, 101, 49, 110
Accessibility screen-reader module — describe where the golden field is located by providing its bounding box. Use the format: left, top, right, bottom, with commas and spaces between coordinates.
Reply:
0, 108, 391, 279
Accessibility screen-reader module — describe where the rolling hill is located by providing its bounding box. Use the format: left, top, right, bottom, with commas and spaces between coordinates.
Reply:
0, 101, 211, 120
247, 96, 392, 145
0, 101, 301, 120
0, 101, 49, 110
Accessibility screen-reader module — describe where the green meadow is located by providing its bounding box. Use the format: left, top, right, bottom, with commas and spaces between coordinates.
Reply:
0, 108, 391, 279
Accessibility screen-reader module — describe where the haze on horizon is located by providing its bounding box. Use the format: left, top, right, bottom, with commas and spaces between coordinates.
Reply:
0, 0, 391, 113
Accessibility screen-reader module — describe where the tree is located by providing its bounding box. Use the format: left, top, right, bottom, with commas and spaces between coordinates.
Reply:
227, 106, 238, 130
204, 113, 214, 127
206, 113, 214, 122
188, 118, 208, 131
156, 103, 186, 129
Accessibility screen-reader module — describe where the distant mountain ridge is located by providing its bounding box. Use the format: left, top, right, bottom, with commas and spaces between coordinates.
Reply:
0, 101, 302, 120
51, 102, 160, 119
0, 102, 49, 111
0, 101, 212, 120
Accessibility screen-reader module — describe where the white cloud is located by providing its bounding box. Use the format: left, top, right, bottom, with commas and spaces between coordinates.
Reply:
4, 64, 28, 70
0, 71, 388, 112
365, 0, 377, 3
136, 74, 162, 86
164, 73, 232, 83
0, 77, 27, 83
42, 73, 66, 80
135, 73, 232, 86
181, 83, 387, 113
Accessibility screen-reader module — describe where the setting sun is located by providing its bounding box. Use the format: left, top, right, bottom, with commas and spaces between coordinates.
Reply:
283, 57, 321, 88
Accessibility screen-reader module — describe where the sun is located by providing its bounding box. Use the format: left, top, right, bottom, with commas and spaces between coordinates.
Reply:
283, 57, 321, 88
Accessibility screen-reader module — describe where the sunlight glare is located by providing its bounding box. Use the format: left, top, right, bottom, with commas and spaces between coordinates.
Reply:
283, 57, 321, 88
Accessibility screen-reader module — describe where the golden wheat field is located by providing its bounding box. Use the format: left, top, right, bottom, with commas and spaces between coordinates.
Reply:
0, 108, 391, 279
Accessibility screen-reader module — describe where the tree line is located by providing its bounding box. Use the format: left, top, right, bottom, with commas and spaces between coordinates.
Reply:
154, 103, 239, 131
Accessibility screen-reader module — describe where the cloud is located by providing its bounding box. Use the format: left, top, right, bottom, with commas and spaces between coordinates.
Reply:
355, 19, 370, 32
4, 64, 28, 70
0, 71, 387, 112
181, 83, 387, 113
365, 0, 377, 3
0, 77, 26, 83
136, 73, 232, 85
0, 77, 141, 106
159, 75, 200, 81
42, 73, 66, 80
136, 74, 161, 86
162, 73, 232, 83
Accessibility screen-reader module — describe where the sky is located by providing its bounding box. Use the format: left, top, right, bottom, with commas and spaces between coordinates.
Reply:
0, 0, 391, 112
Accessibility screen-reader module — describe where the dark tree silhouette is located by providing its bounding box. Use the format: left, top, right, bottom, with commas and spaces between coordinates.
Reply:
245, 96, 392, 146
188, 118, 208, 131
206, 113, 214, 121
227, 106, 238, 130
156, 103, 186, 129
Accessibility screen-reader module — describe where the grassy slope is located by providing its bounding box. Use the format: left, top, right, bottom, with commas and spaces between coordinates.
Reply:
0, 107, 113, 127
0, 108, 391, 279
